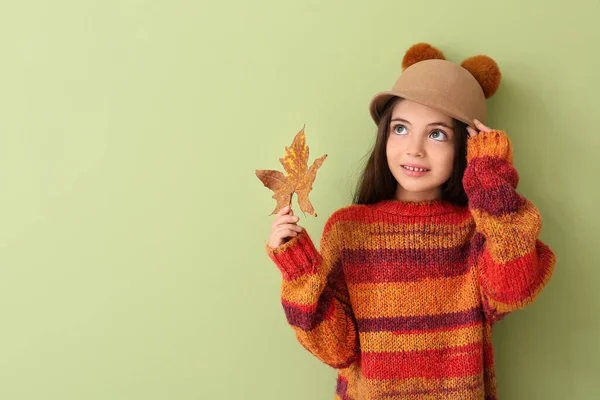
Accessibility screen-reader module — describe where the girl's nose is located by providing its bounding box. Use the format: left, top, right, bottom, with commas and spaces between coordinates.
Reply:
406, 136, 425, 157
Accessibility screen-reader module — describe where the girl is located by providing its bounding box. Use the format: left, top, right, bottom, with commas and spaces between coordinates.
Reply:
264, 43, 556, 400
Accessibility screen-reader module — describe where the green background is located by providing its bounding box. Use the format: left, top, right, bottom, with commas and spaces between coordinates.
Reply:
0, 0, 598, 399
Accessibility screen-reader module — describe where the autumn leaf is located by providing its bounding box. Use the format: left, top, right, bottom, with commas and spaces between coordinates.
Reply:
255, 126, 327, 216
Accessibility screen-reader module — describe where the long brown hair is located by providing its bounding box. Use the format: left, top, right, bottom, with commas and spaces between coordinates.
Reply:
352, 98, 469, 206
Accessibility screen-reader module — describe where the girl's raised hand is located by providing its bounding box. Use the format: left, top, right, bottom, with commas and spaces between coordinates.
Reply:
267, 205, 303, 249
466, 119, 492, 138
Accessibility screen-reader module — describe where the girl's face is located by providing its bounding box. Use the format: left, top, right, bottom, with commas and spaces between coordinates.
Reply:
386, 99, 456, 202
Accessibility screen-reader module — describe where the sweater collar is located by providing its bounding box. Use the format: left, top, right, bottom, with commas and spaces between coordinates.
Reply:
367, 198, 464, 217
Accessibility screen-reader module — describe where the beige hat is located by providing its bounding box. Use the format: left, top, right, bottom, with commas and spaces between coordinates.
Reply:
369, 43, 502, 128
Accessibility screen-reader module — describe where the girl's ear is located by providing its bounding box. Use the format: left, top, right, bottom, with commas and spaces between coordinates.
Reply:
402, 43, 446, 71
461, 55, 502, 99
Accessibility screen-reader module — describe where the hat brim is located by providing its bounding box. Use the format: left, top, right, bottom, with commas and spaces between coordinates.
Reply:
369, 90, 479, 128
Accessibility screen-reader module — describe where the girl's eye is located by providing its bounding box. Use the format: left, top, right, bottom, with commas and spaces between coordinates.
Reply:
393, 125, 407, 135
430, 130, 448, 141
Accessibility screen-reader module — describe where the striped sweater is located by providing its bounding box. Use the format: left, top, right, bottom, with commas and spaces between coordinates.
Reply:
265, 130, 556, 399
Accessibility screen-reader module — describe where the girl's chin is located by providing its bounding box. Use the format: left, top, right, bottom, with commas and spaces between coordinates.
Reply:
396, 179, 444, 194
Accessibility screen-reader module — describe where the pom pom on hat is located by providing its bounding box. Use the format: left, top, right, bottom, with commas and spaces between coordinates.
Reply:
461, 55, 502, 99
402, 43, 446, 71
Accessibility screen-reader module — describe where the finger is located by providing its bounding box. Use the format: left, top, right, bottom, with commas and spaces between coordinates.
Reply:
276, 224, 303, 233
276, 205, 290, 216
276, 215, 299, 225
473, 119, 492, 132
272, 216, 297, 230
273, 208, 292, 228
281, 229, 298, 238
466, 126, 478, 138
273, 229, 297, 240
276, 227, 302, 238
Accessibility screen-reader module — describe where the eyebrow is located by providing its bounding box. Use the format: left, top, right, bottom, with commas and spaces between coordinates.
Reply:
390, 117, 454, 130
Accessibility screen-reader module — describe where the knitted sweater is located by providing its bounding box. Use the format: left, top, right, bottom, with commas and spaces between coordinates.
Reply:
265, 130, 556, 400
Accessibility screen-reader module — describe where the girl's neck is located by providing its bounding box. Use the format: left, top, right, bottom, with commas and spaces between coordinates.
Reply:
395, 186, 442, 203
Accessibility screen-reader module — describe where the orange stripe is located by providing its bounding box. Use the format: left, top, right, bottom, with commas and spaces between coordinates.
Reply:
280, 274, 328, 305
360, 324, 482, 353
466, 130, 513, 163
350, 274, 479, 319
471, 201, 541, 263
346, 375, 484, 399
293, 305, 358, 367
338, 219, 475, 250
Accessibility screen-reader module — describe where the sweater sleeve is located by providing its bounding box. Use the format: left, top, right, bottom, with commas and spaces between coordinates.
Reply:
265, 211, 359, 369
463, 130, 557, 324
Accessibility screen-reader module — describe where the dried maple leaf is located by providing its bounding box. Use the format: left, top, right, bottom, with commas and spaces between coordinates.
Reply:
255, 126, 327, 216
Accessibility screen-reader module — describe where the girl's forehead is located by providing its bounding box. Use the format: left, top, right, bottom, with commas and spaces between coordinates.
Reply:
391, 99, 453, 124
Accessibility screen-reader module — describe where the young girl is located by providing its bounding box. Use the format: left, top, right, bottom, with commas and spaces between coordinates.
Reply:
264, 43, 556, 400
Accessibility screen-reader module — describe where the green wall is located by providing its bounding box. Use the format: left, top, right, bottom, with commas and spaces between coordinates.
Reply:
0, 0, 598, 399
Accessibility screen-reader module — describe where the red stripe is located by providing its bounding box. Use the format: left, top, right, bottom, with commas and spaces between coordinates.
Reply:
480, 240, 554, 304
327, 204, 472, 225
362, 343, 483, 380
483, 343, 495, 368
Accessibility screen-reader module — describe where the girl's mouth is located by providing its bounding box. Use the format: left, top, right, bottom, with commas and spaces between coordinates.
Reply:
401, 165, 429, 177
